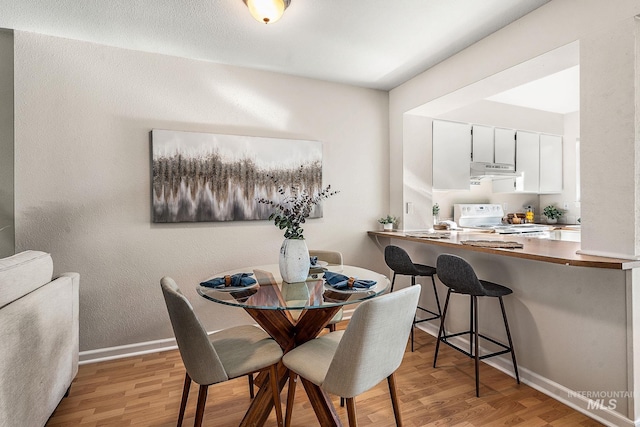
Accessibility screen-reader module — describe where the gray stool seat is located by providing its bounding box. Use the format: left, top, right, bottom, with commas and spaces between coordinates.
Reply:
433, 254, 519, 397
478, 280, 513, 297
384, 245, 441, 352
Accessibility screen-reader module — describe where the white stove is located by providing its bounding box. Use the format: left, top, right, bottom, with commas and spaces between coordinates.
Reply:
453, 204, 549, 234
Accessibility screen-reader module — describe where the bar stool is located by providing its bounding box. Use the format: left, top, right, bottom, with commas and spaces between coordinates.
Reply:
433, 254, 520, 397
384, 245, 442, 352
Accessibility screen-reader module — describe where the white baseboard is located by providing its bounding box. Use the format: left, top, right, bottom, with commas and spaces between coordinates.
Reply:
416, 322, 636, 427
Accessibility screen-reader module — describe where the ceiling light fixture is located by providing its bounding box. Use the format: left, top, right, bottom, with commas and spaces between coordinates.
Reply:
243, 0, 291, 24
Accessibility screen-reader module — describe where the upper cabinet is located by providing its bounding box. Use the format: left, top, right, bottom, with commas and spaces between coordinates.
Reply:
539, 134, 563, 193
432, 120, 471, 190
433, 119, 562, 193
494, 128, 516, 165
493, 131, 563, 194
471, 125, 494, 163
515, 130, 540, 193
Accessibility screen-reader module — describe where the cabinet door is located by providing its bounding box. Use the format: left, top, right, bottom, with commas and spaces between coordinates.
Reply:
471, 125, 493, 163
433, 120, 471, 190
515, 131, 540, 193
539, 134, 563, 193
494, 128, 516, 165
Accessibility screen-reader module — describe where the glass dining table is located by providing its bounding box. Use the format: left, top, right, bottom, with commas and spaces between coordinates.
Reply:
197, 263, 390, 427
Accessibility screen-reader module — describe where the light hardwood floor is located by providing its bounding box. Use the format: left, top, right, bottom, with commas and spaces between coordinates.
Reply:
47, 327, 602, 426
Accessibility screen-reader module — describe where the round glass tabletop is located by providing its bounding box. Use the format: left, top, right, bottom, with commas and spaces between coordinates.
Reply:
197, 264, 390, 310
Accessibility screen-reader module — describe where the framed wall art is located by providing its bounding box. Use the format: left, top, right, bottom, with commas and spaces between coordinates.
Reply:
151, 130, 323, 223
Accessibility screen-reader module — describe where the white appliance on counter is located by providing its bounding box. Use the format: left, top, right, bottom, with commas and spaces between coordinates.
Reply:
453, 203, 549, 234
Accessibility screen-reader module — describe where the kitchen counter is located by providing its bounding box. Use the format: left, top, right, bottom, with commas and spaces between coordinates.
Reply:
368, 230, 640, 269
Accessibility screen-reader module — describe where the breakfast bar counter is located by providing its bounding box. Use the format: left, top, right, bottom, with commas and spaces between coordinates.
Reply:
368, 230, 640, 270
368, 229, 640, 425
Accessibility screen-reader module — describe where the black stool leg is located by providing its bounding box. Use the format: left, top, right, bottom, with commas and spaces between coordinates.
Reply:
469, 296, 474, 356
499, 296, 520, 384
473, 295, 480, 397
431, 275, 442, 317
390, 272, 397, 292
411, 275, 416, 351
433, 289, 452, 367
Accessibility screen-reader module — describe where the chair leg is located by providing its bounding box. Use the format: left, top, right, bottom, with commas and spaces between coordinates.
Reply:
328, 323, 336, 332
499, 296, 520, 384
387, 373, 403, 427
285, 371, 297, 427
390, 272, 397, 292
248, 374, 255, 398
433, 289, 452, 368
340, 397, 345, 407
473, 296, 480, 397
194, 384, 208, 427
177, 373, 191, 427
269, 364, 283, 427
345, 397, 358, 427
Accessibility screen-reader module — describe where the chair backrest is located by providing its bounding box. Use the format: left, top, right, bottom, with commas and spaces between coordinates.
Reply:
322, 286, 420, 398
160, 277, 228, 385
309, 250, 343, 266
435, 254, 485, 296
384, 245, 418, 276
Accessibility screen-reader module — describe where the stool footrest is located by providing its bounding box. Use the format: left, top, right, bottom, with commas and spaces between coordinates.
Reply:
415, 306, 440, 323
439, 331, 513, 360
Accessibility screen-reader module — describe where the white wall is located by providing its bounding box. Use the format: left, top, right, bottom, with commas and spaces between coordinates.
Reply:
0, 29, 13, 258
13, 32, 389, 352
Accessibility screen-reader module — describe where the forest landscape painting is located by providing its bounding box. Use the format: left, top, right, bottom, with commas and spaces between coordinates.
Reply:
151, 130, 323, 223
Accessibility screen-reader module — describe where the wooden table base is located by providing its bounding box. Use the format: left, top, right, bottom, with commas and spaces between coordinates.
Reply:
239, 305, 344, 427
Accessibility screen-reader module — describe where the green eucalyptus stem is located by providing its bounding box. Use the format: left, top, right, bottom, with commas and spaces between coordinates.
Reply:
257, 166, 338, 240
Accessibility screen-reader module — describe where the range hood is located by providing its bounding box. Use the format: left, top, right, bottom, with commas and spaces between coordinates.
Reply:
470, 162, 521, 180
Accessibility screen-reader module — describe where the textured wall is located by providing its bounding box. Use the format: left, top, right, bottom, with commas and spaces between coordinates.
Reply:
0, 29, 13, 258
13, 32, 389, 352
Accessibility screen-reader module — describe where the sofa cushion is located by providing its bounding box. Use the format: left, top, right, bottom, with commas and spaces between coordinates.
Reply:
0, 250, 53, 309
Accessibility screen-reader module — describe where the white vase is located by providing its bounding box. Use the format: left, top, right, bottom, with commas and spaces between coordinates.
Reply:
546, 218, 558, 224
279, 238, 310, 283
383, 223, 393, 231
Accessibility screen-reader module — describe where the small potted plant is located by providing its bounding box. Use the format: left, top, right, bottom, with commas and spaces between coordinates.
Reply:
542, 205, 563, 224
432, 203, 440, 225
378, 215, 397, 231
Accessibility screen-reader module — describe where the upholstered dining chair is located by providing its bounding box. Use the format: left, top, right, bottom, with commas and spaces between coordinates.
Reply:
282, 285, 420, 427
160, 277, 284, 427
309, 249, 344, 332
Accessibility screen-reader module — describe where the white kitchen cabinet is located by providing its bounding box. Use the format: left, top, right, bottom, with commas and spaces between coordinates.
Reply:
471, 125, 493, 163
539, 134, 563, 193
432, 120, 471, 190
515, 130, 540, 193
494, 128, 516, 165
492, 130, 539, 193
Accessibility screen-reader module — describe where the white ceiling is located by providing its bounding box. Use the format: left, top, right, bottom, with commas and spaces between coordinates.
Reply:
0, 0, 551, 91
487, 65, 580, 114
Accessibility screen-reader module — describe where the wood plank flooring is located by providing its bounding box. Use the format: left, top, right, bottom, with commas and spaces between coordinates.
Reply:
47, 327, 603, 426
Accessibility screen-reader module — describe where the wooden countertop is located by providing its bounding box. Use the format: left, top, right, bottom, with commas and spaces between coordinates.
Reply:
368, 230, 640, 270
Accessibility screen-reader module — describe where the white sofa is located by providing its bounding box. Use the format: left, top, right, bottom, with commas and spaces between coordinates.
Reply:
0, 250, 79, 427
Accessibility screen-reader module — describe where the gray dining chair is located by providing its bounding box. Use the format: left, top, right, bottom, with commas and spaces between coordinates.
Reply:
309, 249, 344, 332
282, 285, 420, 427
160, 277, 284, 427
